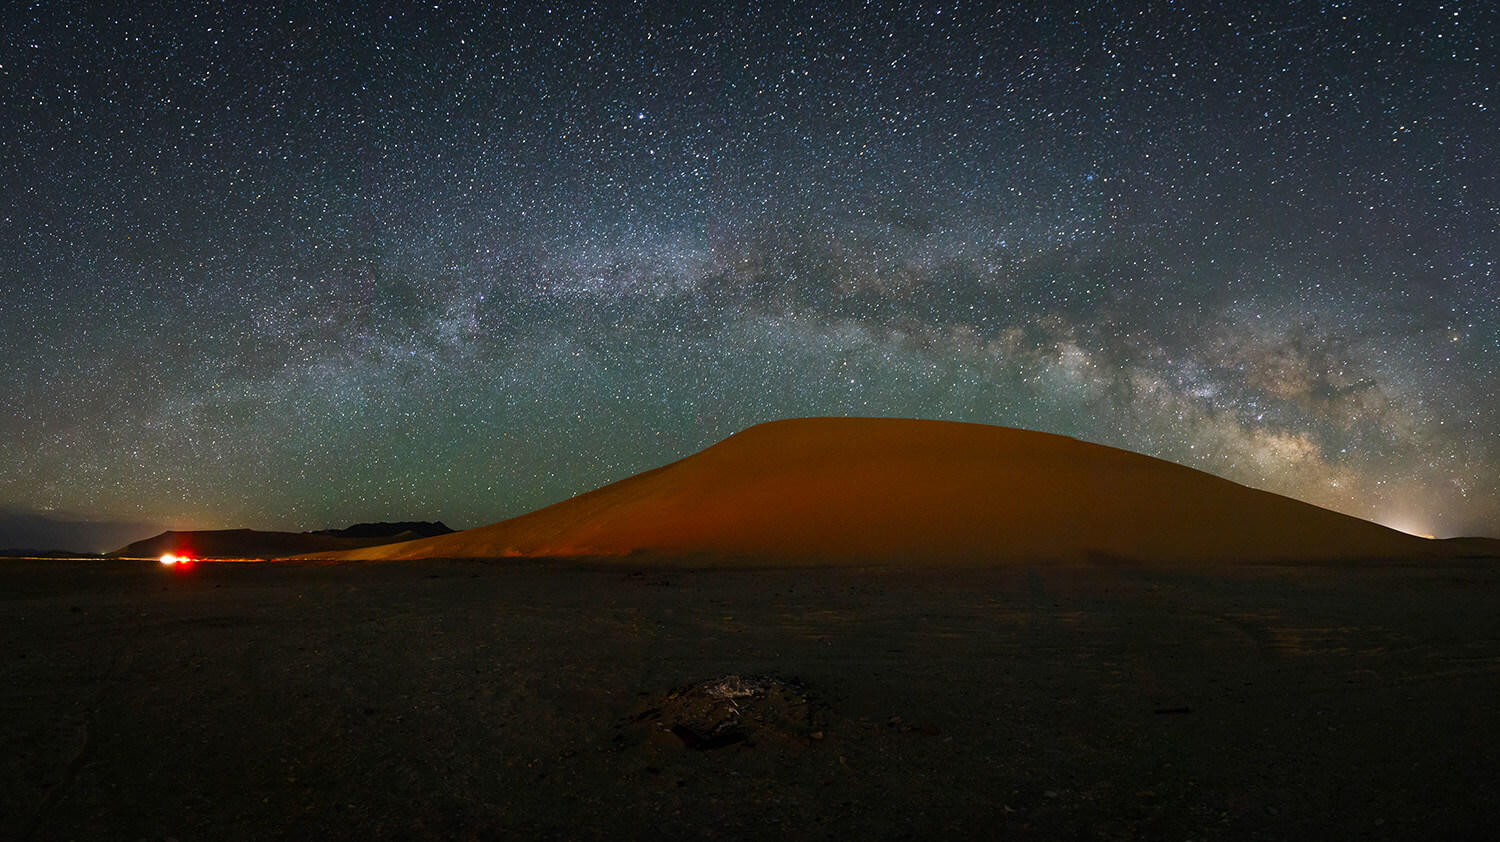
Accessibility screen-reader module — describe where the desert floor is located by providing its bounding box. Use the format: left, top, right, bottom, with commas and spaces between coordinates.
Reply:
3, 557, 1498, 840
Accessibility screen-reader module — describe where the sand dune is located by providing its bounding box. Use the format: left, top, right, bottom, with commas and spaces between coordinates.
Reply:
314, 417, 1449, 565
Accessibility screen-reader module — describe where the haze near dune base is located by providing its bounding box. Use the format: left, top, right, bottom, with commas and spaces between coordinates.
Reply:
323, 418, 1439, 565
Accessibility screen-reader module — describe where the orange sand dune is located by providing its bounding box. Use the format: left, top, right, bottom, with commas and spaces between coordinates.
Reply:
316, 418, 1446, 565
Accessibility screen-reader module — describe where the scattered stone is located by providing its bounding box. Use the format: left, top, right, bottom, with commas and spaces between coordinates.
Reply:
632, 675, 823, 751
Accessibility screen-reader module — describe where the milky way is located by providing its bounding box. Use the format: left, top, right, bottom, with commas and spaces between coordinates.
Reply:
2, 1, 1495, 550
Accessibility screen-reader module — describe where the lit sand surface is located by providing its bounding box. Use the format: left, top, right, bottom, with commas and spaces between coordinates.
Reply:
4, 557, 1498, 839
320, 418, 1443, 564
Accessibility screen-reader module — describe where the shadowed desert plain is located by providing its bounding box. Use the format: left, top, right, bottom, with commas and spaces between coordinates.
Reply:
4, 419, 1498, 839
5, 558, 1500, 840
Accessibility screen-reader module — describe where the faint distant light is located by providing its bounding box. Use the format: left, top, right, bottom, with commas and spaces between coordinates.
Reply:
1377, 517, 1436, 540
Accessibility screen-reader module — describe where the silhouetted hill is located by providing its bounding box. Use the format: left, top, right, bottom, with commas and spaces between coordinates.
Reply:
109, 523, 450, 559
307, 521, 454, 539
1435, 536, 1500, 558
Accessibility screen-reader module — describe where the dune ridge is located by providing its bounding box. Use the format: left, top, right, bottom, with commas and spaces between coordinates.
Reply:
308, 417, 1451, 565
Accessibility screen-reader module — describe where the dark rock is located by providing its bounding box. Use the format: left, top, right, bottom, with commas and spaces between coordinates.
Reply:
633, 675, 822, 751
671, 722, 749, 750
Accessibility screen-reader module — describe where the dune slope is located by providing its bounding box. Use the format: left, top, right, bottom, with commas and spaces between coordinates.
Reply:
320, 418, 1444, 564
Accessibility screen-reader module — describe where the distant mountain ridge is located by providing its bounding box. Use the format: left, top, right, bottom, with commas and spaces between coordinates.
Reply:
0, 548, 102, 558
307, 521, 453, 539
109, 521, 454, 559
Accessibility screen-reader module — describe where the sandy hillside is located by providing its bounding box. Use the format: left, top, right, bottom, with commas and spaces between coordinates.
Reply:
314, 417, 1443, 564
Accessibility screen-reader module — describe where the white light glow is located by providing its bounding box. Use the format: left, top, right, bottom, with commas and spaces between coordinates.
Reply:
1376, 516, 1436, 540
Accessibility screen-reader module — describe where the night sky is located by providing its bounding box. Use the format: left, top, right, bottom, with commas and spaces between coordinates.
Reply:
2, 1, 1495, 552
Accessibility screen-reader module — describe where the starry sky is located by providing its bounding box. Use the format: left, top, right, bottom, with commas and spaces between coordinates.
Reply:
2, 0, 1496, 552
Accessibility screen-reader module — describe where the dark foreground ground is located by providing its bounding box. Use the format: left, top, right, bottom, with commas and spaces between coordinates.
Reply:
2, 557, 1498, 841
